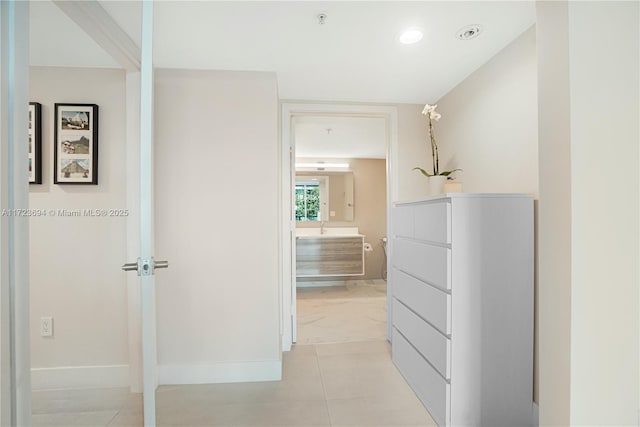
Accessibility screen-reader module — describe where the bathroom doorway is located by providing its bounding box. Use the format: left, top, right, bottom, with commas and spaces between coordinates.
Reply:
280, 104, 398, 350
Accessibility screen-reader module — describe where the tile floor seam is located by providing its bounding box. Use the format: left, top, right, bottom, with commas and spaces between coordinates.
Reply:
314, 345, 335, 427
105, 409, 122, 427
105, 408, 121, 426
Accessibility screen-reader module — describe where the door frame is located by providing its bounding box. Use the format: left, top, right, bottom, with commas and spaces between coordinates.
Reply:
280, 102, 398, 352
0, 1, 32, 425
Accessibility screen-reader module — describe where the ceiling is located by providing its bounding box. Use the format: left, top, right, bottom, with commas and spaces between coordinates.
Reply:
29, 1, 535, 160
295, 116, 386, 159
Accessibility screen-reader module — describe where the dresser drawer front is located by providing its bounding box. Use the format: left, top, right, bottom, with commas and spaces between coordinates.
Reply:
393, 239, 450, 290
393, 328, 449, 427
393, 205, 414, 238
414, 202, 450, 243
393, 299, 450, 379
393, 268, 451, 335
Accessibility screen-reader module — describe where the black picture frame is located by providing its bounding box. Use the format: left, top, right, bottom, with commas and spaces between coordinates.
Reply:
53, 103, 99, 185
29, 102, 42, 184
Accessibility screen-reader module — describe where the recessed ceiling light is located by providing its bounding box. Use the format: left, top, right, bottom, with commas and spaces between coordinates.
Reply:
399, 28, 424, 45
456, 25, 483, 41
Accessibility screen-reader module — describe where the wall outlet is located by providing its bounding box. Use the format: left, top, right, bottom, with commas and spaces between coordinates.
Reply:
40, 317, 53, 337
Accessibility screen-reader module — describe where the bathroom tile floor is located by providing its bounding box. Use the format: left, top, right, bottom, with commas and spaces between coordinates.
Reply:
33, 281, 435, 426
296, 280, 388, 345
32, 341, 435, 427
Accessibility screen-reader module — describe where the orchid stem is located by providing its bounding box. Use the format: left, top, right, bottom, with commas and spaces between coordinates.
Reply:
429, 117, 438, 175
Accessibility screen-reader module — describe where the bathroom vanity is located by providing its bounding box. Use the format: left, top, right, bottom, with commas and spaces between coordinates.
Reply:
296, 227, 364, 277
390, 194, 534, 427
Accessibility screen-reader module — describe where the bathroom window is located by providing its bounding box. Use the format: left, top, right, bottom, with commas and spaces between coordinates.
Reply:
295, 182, 320, 221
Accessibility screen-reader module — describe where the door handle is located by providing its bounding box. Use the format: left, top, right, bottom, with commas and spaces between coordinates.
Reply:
122, 257, 169, 276
154, 260, 169, 269
122, 262, 138, 271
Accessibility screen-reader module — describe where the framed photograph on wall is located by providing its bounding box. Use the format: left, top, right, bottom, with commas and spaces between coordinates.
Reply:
53, 103, 99, 185
29, 102, 42, 184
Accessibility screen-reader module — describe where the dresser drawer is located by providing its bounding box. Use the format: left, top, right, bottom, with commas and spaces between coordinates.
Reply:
392, 239, 450, 290
393, 268, 451, 335
414, 202, 450, 243
393, 298, 450, 379
393, 205, 414, 238
392, 328, 449, 427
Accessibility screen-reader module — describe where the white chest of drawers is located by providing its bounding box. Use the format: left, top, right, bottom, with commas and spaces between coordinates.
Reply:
390, 194, 534, 427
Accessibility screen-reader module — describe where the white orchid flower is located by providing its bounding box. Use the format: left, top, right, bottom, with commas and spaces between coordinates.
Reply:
415, 101, 459, 178
422, 103, 437, 115
422, 104, 441, 121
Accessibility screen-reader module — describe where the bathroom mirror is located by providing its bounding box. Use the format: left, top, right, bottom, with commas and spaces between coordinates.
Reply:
295, 171, 354, 222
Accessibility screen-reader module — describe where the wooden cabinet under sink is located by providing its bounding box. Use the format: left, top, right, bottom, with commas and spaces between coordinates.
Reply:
296, 236, 364, 277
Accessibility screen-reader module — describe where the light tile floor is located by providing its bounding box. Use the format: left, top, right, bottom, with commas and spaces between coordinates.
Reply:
33, 342, 434, 426
296, 280, 388, 345
33, 282, 435, 426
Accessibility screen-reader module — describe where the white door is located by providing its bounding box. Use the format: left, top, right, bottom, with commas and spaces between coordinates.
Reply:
121, 2, 164, 425
1, 3, 161, 425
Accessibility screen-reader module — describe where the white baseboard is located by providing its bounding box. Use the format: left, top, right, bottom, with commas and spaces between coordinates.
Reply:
158, 360, 282, 385
296, 280, 346, 288
296, 279, 386, 288
32, 361, 282, 389
533, 402, 539, 426
31, 365, 129, 390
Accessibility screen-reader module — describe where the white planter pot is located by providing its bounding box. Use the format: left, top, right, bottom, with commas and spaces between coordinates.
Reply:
428, 175, 447, 196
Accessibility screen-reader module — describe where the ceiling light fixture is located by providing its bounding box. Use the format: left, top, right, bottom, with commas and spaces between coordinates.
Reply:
296, 162, 350, 169
399, 28, 423, 45
456, 25, 483, 41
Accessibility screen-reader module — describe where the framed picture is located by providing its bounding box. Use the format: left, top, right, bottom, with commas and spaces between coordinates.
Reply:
29, 102, 42, 184
54, 103, 98, 184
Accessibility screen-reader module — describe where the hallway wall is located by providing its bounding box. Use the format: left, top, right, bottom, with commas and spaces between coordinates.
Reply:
395, 104, 430, 202
537, 2, 639, 424
435, 27, 538, 196
154, 69, 281, 383
29, 67, 129, 389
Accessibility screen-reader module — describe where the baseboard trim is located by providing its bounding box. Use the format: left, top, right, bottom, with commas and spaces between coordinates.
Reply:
31, 365, 129, 390
159, 360, 282, 385
296, 280, 346, 288
32, 360, 283, 389
296, 279, 386, 288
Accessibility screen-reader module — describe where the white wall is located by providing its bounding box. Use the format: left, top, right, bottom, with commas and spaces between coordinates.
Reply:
394, 27, 538, 205
396, 104, 430, 202
435, 27, 538, 195
29, 67, 129, 389
567, 1, 639, 424
536, 3, 572, 424
537, 1, 640, 424
154, 69, 281, 383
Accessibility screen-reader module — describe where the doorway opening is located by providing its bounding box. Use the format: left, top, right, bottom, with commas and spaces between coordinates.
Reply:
280, 103, 399, 351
